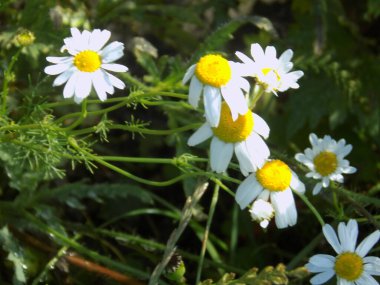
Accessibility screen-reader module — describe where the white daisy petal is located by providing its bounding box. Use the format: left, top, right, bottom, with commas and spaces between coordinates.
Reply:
312, 183, 323, 195
92, 70, 108, 101
355, 230, 380, 257
290, 171, 305, 193
182, 64, 196, 84
309, 270, 335, 285
53, 68, 75, 86
101, 63, 128, 72
44, 64, 70, 75
323, 224, 342, 253
63, 72, 78, 98
271, 189, 297, 229
188, 76, 203, 108
252, 113, 270, 139
46, 56, 72, 64
187, 123, 213, 146
235, 141, 255, 176
74, 72, 92, 99
355, 273, 378, 285
106, 72, 125, 90
235, 175, 263, 209
89, 29, 111, 51
210, 137, 233, 173
203, 86, 221, 127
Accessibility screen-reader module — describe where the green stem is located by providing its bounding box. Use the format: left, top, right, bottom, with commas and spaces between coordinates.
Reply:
62, 99, 88, 131
68, 137, 203, 187
70, 122, 201, 137
249, 84, 266, 109
195, 184, 220, 285
294, 191, 325, 227
1, 49, 21, 115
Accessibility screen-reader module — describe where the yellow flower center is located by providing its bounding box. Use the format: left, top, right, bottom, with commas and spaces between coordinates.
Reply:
262, 67, 281, 81
195, 54, 231, 87
313, 151, 338, 176
256, 160, 292, 191
74, 50, 101, 72
212, 102, 253, 143
334, 252, 363, 281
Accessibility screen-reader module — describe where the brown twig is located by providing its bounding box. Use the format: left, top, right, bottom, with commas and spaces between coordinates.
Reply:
9, 226, 146, 285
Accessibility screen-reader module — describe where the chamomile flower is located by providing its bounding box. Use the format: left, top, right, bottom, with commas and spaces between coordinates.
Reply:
295, 133, 357, 195
306, 219, 380, 285
236, 43, 304, 95
182, 54, 250, 127
235, 159, 305, 229
187, 101, 270, 176
249, 199, 275, 229
44, 28, 128, 103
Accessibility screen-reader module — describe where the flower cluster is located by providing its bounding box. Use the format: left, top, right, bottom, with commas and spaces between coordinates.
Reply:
44, 28, 377, 285
184, 43, 307, 229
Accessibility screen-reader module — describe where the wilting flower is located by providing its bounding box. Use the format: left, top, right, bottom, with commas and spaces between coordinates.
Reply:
295, 133, 357, 195
235, 159, 305, 229
249, 199, 275, 228
306, 219, 380, 285
45, 28, 128, 103
182, 54, 250, 127
236, 43, 304, 95
188, 102, 270, 176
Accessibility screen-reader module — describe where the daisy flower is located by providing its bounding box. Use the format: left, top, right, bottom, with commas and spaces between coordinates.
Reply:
295, 133, 357, 195
306, 219, 380, 285
235, 159, 305, 229
182, 54, 250, 127
44, 28, 128, 103
187, 101, 270, 176
235, 43, 304, 95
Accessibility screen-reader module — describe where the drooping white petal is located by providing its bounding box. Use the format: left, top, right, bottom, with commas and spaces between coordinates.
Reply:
271, 189, 297, 229
290, 171, 305, 193
188, 76, 203, 108
92, 70, 108, 101
252, 113, 270, 139
74, 72, 92, 99
235, 141, 256, 176
63, 72, 78, 98
309, 270, 335, 285
182, 64, 196, 84
106, 72, 125, 90
53, 68, 75, 86
235, 174, 263, 209
210, 137, 233, 173
187, 123, 213, 146
220, 86, 248, 120
312, 183, 323, 195
203, 86, 221, 127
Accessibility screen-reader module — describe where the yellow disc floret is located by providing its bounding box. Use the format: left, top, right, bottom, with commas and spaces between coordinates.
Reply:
195, 54, 231, 87
74, 50, 101, 72
335, 252, 363, 281
313, 151, 338, 176
262, 67, 281, 81
256, 160, 292, 191
212, 102, 253, 143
